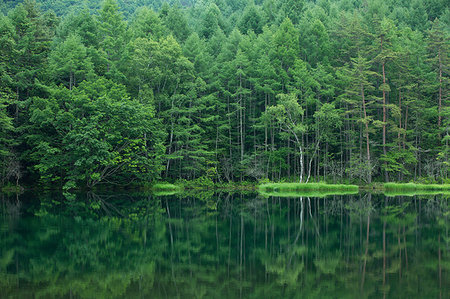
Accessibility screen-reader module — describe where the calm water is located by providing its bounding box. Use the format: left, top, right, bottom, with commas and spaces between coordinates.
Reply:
0, 191, 448, 298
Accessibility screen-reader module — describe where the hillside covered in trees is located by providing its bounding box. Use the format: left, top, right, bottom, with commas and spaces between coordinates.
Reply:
0, 0, 448, 189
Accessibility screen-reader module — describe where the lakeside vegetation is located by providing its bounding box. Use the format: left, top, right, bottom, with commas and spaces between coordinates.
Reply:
384, 182, 450, 191
151, 183, 182, 192
0, 0, 448, 191
383, 183, 450, 196
258, 182, 359, 194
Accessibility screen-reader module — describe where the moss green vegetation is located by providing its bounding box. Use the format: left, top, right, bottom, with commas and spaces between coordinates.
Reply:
258, 183, 359, 196
383, 183, 450, 196
151, 183, 182, 193
384, 183, 450, 191
0, 0, 448, 190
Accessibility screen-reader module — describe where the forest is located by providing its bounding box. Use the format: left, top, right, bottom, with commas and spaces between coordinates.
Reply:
0, 0, 448, 189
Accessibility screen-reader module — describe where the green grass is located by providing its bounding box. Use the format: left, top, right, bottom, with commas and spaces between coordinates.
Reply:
151, 183, 182, 193
383, 183, 450, 196
258, 183, 359, 197
384, 183, 450, 191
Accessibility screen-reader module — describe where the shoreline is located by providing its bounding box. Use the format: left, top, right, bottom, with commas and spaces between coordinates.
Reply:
3, 182, 450, 196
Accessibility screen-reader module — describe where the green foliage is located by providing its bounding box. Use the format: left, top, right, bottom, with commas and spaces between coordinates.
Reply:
238, 3, 263, 34
384, 182, 450, 191
0, 95, 13, 162
49, 33, 93, 89
380, 149, 417, 176
0, 0, 448, 188
27, 77, 165, 187
151, 183, 182, 193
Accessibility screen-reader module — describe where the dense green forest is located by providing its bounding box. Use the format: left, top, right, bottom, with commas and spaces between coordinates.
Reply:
0, 0, 448, 189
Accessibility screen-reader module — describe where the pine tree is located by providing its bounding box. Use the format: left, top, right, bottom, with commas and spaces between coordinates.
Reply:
428, 18, 449, 130
339, 55, 377, 183
49, 34, 93, 90
373, 17, 398, 181
97, 0, 126, 77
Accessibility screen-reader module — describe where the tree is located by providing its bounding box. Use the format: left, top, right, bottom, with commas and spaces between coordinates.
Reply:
0, 0, 448, 185
129, 6, 165, 40
160, 2, 190, 42
200, 3, 221, 39
340, 55, 378, 183
49, 34, 93, 90
27, 78, 165, 188
0, 92, 14, 186
238, 3, 263, 34
272, 18, 299, 74
97, 0, 126, 77
265, 93, 306, 182
7, 0, 55, 115
55, 9, 99, 48
300, 18, 331, 67
278, 0, 304, 24
312, 103, 342, 182
427, 18, 449, 130
374, 17, 398, 182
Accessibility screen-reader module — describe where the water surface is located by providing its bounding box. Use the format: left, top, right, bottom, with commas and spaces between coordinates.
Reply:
0, 191, 448, 298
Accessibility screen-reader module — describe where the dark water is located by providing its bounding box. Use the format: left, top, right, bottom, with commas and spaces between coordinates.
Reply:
0, 191, 448, 298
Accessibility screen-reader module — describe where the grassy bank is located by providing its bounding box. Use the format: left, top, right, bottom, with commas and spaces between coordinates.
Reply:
258, 183, 359, 194
151, 183, 182, 192
383, 183, 450, 196
384, 183, 450, 192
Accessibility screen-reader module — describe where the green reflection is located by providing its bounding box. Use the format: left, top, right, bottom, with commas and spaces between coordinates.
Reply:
0, 192, 448, 298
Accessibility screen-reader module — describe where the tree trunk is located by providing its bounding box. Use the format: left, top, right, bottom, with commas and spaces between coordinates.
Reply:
438, 49, 442, 129
165, 101, 175, 178
239, 73, 244, 165
398, 87, 402, 146
381, 36, 389, 182
361, 84, 371, 183
403, 105, 408, 150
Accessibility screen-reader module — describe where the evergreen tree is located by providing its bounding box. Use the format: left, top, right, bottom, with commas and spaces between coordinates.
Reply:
49, 34, 93, 90
97, 0, 126, 79
0, 0, 448, 187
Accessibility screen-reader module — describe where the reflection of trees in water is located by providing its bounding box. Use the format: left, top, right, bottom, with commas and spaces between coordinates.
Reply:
0, 192, 448, 298
423, 195, 448, 219
0, 192, 166, 298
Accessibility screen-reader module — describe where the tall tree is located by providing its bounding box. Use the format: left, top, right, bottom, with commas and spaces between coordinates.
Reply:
339, 55, 378, 183
27, 78, 165, 188
427, 18, 449, 130
49, 34, 93, 90
97, 0, 126, 78
265, 93, 306, 182
0, 91, 14, 186
374, 17, 398, 182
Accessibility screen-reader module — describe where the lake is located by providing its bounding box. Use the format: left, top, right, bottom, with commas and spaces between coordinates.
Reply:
0, 191, 448, 298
